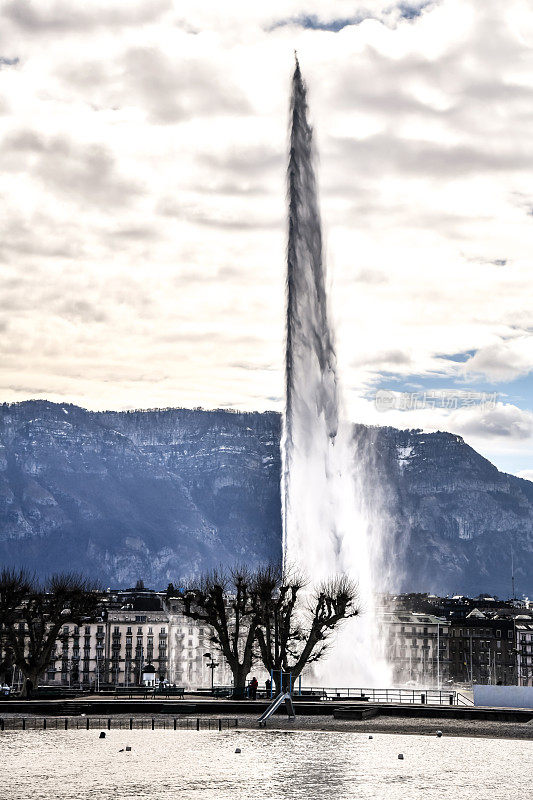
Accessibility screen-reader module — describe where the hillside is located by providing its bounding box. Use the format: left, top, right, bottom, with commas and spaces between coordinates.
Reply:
0, 400, 531, 596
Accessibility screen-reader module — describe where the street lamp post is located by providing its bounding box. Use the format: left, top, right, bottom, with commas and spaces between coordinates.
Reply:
436, 623, 440, 690
204, 653, 219, 694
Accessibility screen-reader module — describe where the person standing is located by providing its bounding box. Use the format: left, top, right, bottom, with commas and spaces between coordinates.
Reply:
249, 676, 258, 700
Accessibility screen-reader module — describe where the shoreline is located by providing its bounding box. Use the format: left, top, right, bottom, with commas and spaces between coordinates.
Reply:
0, 712, 531, 741
235, 713, 533, 741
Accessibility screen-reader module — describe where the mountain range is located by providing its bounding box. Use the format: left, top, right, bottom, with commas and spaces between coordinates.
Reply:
0, 400, 531, 597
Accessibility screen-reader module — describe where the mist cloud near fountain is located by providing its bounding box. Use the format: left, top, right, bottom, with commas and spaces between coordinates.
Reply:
282, 59, 391, 686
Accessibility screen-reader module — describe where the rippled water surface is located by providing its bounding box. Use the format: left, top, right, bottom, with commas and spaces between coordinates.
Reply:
2, 729, 532, 799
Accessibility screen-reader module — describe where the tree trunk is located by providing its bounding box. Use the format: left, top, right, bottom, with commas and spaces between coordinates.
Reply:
232, 664, 249, 699
21, 670, 41, 698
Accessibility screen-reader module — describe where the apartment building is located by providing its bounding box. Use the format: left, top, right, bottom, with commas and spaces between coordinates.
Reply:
381, 611, 449, 686
448, 612, 516, 685
516, 619, 533, 686
38, 589, 233, 690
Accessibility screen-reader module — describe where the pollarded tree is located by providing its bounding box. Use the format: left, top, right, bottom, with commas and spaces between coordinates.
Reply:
255, 571, 359, 693
176, 565, 279, 698
0, 568, 33, 685
3, 572, 100, 696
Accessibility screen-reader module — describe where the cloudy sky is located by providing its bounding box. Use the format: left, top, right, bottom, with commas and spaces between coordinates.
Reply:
1, 0, 532, 476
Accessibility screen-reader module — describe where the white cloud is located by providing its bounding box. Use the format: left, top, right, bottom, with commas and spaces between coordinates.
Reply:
0, 0, 532, 475
449, 403, 533, 440
462, 337, 533, 382
2, 0, 172, 32
516, 469, 533, 481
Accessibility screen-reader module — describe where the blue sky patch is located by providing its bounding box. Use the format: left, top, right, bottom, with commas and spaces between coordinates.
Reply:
270, 3, 432, 33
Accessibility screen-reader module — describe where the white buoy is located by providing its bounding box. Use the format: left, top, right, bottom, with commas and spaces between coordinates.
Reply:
398, 754, 404, 760
235, 748, 241, 753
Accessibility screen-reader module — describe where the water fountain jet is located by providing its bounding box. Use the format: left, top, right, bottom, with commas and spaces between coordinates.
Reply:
281, 58, 391, 687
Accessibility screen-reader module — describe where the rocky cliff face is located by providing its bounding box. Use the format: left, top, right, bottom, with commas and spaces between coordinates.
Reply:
352, 425, 533, 597
0, 400, 531, 596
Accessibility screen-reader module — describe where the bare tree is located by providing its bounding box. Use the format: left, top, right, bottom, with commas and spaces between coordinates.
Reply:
255, 571, 359, 693
0, 568, 33, 685
175, 563, 358, 697
2, 572, 100, 696
176, 565, 279, 698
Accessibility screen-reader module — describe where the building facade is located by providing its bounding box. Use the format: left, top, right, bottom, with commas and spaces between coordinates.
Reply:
516, 620, 533, 686
381, 611, 449, 686
24, 589, 234, 690
448, 613, 516, 685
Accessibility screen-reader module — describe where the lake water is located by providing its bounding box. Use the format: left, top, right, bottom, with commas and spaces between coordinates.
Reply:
1, 729, 531, 799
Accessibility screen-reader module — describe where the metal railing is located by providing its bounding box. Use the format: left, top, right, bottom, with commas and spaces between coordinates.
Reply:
192, 685, 473, 705
296, 686, 468, 705
0, 716, 239, 731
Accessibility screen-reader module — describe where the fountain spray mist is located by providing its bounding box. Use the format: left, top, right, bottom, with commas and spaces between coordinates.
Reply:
282, 58, 391, 686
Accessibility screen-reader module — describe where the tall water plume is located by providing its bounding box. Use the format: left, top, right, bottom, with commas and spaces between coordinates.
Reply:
282, 59, 391, 686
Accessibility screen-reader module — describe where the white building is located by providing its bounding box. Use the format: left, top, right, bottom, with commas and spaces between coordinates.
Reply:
34, 591, 233, 690
380, 611, 449, 686
516, 620, 533, 687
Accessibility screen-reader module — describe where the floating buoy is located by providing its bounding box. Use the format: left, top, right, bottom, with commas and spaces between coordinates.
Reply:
99, 732, 106, 739
235, 748, 241, 753
398, 754, 404, 760
125, 746, 132, 751
436, 730, 443, 737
